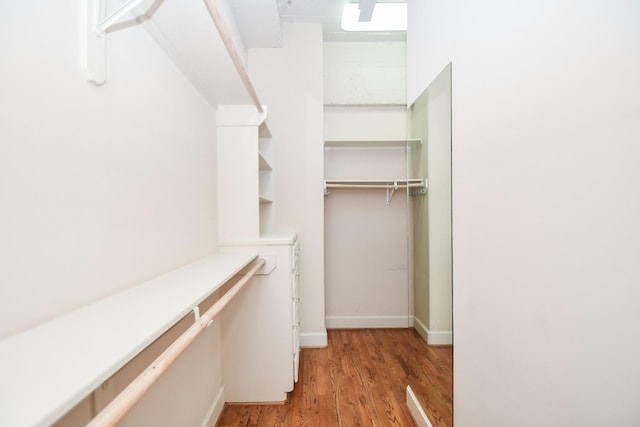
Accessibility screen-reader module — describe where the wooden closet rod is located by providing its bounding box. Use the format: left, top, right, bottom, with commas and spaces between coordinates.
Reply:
203, 0, 264, 113
86, 258, 266, 427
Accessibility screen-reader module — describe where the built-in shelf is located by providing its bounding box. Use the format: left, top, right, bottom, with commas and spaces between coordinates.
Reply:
217, 105, 275, 240
0, 252, 258, 427
324, 139, 422, 148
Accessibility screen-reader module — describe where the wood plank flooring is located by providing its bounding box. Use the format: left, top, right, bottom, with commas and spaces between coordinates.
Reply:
216, 329, 452, 427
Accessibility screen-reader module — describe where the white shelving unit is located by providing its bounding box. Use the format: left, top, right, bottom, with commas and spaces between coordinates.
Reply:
216, 106, 300, 402
0, 253, 258, 427
217, 105, 274, 241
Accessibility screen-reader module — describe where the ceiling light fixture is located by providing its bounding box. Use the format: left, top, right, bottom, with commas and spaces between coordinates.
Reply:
341, 2, 407, 32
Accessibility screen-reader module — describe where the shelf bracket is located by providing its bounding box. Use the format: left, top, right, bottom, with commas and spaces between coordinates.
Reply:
95, 0, 148, 35
81, 0, 148, 86
386, 181, 398, 205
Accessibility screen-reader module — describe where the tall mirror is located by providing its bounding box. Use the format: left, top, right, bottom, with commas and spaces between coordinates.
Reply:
406, 63, 453, 426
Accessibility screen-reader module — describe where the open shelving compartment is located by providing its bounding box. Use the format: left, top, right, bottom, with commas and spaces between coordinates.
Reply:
323, 138, 427, 204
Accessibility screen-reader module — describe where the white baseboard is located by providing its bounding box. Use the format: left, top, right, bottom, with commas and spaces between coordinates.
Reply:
414, 316, 430, 343
325, 315, 411, 329
201, 386, 226, 427
406, 385, 434, 427
413, 316, 452, 345
300, 330, 328, 348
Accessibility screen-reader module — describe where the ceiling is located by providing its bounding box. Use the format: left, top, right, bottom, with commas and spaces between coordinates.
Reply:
230, 0, 406, 47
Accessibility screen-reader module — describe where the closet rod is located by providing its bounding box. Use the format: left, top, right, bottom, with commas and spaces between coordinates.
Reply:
203, 0, 264, 113
325, 183, 423, 189
86, 258, 266, 427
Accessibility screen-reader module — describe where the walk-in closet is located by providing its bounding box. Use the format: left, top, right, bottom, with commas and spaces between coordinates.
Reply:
323, 41, 452, 337
4, 0, 636, 426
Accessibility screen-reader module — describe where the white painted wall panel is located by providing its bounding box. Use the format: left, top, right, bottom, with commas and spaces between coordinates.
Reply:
324, 106, 408, 141
324, 42, 406, 105
248, 24, 327, 345
426, 65, 452, 339
408, 0, 640, 425
323, 41, 409, 329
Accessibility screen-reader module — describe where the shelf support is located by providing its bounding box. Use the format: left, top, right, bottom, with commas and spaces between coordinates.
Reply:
82, 0, 149, 85
96, 0, 148, 35
81, 0, 106, 85
386, 181, 398, 205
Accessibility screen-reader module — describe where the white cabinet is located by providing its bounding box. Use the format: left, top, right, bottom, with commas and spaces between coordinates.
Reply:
219, 234, 300, 402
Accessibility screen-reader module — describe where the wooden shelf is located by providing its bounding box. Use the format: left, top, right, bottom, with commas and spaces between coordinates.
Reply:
0, 252, 258, 427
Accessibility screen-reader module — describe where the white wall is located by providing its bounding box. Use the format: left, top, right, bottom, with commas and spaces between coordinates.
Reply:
248, 24, 327, 346
324, 42, 406, 105
408, 0, 640, 425
323, 41, 410, 328
0, 1, 221, 424
324, 147, 409, 328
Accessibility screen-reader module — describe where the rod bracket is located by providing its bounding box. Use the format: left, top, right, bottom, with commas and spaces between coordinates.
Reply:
81, 0, 148, 86
386, 181, 398, 205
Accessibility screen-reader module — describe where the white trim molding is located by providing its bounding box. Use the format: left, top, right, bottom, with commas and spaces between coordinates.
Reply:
202, 386, 225, 427
325, 315, 411, 329
413, 316, 452, 345
300, 330, 328, 348
406, 385, 435, 427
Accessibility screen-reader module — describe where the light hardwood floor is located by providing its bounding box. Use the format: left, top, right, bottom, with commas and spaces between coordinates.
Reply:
217, 329, 453, 427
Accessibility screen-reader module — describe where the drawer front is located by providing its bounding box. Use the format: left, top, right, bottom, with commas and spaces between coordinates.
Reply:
291, 239, 300, 271
291, 239, 301, 382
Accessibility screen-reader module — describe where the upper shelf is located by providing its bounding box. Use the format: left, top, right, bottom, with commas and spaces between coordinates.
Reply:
324, 139, 422, 148
82, 0, 263, 111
